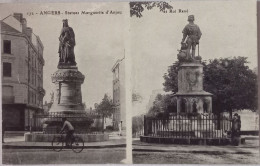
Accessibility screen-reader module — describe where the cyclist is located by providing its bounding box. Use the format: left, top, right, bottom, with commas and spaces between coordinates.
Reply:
60, 117, 75, 147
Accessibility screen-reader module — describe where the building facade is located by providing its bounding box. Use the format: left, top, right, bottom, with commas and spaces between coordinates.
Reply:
1, 13, 45, 131
112, 57, 126, 130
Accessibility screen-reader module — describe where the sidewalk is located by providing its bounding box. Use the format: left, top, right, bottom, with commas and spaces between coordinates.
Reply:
2, 134, 126, 149
133, 139, 259, 155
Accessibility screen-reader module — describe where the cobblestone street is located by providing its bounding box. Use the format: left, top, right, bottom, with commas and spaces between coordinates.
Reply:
133, 150, 259, 164
3, 148, 126, 164
133, 139, 259, 164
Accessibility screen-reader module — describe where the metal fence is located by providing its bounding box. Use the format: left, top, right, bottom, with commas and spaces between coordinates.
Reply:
143, 113, 232, 139
32, 112, 103, 134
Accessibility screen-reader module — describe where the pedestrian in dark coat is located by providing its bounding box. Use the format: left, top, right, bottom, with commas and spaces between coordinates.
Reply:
232, 113, 241, 146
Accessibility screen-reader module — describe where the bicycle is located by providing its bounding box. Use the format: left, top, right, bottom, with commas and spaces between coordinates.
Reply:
52, 132, 84, 153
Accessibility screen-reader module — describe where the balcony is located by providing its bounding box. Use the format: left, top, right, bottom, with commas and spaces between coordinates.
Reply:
2, 96, 15, 104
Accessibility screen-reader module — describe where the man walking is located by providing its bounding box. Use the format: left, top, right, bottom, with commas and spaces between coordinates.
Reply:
231, 113, 241, 146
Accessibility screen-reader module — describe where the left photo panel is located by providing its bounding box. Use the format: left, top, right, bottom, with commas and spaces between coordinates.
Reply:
0, 2, 127, 164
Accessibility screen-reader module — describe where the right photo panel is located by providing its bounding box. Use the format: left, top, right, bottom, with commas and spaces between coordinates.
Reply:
130, 0, 259, 164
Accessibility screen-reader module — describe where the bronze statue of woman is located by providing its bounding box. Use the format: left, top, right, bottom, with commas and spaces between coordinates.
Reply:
58, 19, 76, 65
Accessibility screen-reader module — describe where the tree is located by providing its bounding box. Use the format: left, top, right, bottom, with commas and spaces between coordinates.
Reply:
147, 94, 177, 118
163, 61, 181, 93
132, 92, 143, 103
130, 1, 173, 18
96, 94, 114, 130
203, 57, 257, 116
163, 57, 258, 116
132, 115, 144, 137
147, 94, 163, 117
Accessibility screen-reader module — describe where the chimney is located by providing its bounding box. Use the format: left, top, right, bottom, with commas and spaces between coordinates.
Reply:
21, 18, 27, 33
13, 13, 23, 22
26, 27, 32, 41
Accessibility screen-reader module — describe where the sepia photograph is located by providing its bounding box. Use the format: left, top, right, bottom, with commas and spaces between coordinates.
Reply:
1, 2, 127, 164
131, 0, 259, 164
1, 0, 260, 165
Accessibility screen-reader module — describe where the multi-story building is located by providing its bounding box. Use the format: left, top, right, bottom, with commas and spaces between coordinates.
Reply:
111, 57, 125, 130
1, 13, 45, 131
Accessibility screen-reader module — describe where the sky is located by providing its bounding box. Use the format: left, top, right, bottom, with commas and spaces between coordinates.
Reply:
131, 0, 257, 116
0, 2, 127, 108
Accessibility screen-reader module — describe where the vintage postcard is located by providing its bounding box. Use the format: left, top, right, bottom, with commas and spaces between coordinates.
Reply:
0, 2, 128, 164
131, 0, 259, 164
0, 0, 259, 165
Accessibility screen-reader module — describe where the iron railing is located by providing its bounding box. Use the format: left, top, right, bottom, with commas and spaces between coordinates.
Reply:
31, 112, 103, 134
143, 113, 232, 139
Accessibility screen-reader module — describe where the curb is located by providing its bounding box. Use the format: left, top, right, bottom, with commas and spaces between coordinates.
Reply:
3, 144, 126, 149
241, 137, 259, 140
132, 148, 255, 154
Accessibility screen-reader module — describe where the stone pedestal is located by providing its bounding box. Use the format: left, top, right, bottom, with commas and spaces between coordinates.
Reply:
49, 65, 85, 113
44, 64, 93, 133
175, 62, 212, 114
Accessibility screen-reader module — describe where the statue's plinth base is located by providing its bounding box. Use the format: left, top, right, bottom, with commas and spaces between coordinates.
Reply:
45, 64, 91, 133
50, 65, 85, 114
49, 103, 85, 113
175, 62, 213, 114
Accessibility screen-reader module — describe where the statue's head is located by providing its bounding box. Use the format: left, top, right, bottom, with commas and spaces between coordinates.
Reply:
188, 15, 195, 22
62, 19, 68, 27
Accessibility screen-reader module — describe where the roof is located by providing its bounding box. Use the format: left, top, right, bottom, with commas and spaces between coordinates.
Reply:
111, 56, 125, 71
0, 21, 21, 33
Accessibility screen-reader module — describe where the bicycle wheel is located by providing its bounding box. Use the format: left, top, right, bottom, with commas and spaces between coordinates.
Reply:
52, 136, 64, 152
71, 136, 84, 153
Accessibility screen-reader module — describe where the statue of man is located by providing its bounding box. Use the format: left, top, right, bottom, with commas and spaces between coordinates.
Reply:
58, 19, 76, 65
181, 15, 202, 58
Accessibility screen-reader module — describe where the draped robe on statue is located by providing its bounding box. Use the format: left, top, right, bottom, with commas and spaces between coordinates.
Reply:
58, 26, 76, 64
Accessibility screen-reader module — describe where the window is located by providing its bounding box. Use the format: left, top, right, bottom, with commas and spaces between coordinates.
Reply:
3, 62, 11, 77
3, 40, 11, 54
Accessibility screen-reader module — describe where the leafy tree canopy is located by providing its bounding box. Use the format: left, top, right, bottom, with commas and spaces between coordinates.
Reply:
163, 57, 258, 114
130, 1, 173, 18
132, 92, 143, 103
132, 115, 144, 134
147, 94, 177, 118
96, 94, 114, 118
